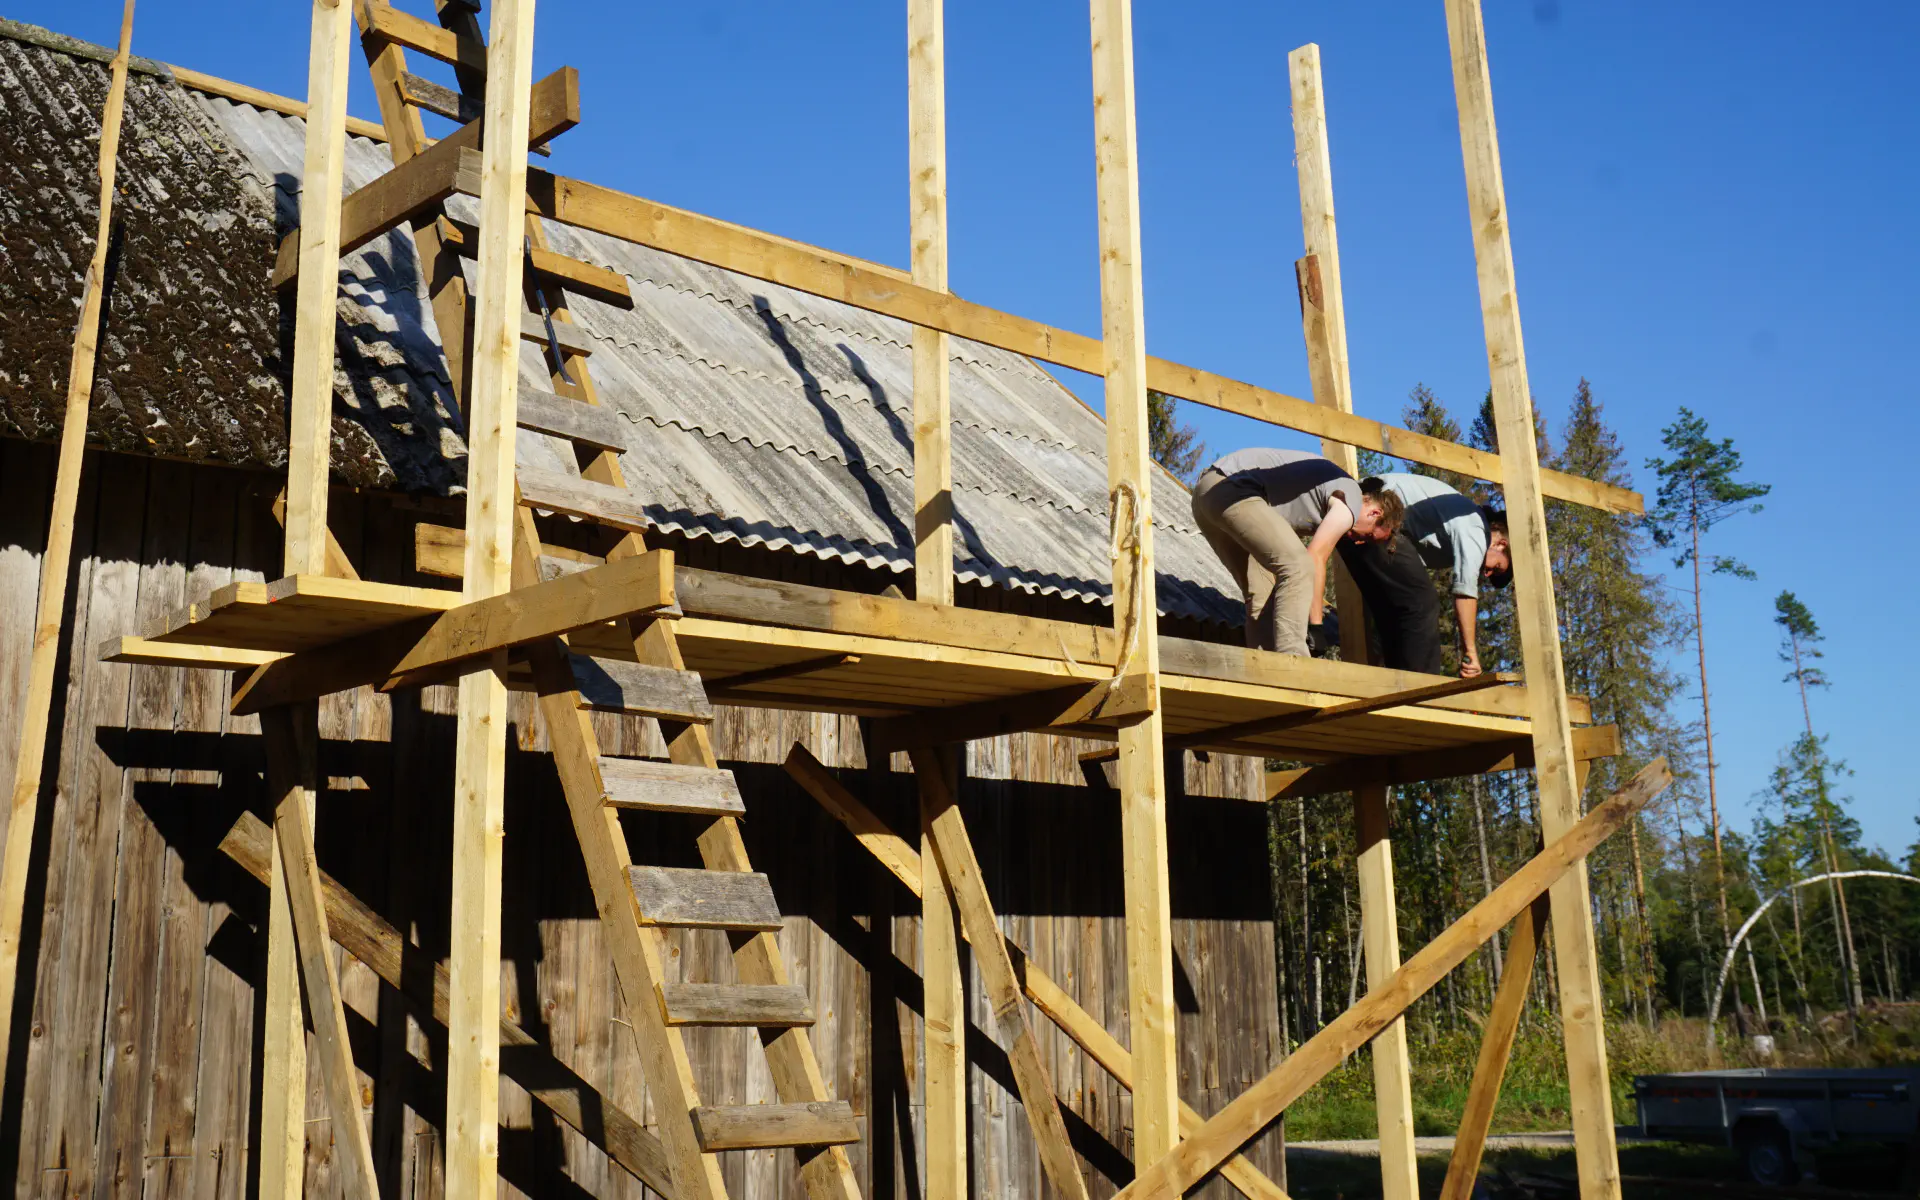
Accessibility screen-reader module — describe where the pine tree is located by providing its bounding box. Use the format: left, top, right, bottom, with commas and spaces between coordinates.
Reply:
1772, 591, 1863, 1014
1147, 389, 1207, 483
1548, 380, 1681, 1022
1645, 408, 1769, 977
1764, 734, 1867, 1012
1397, 384, 1472, 491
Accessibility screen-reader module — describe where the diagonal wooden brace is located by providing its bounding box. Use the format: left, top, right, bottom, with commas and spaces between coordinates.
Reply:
913, 745, 1093, 1200
216, 809, 678, 1196
1440, 892, 1550, 1200
1118, 756, 1671, 1200
786, 744, 1291, 1200
229, 548, 675, 713
261, 703, 382, 1198
270, 66, 580, 288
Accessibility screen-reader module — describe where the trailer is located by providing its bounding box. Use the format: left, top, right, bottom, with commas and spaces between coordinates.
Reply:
1634, 1067, 1920, 1186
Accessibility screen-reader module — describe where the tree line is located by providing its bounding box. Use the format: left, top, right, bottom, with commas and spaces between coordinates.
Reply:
1149, 383, 1920, 1044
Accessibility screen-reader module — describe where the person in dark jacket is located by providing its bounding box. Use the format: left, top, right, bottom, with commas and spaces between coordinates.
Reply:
1334, 472, 1511, 675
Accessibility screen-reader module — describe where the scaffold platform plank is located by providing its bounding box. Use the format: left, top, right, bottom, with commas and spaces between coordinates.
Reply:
126, 566, 1591, 762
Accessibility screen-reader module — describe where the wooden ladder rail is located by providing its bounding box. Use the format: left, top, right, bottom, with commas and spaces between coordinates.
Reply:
512, 232, 866, 1200
347, 8, 867, 1197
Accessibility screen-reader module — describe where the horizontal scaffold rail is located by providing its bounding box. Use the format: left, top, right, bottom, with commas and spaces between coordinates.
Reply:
515, 170, 1641, 515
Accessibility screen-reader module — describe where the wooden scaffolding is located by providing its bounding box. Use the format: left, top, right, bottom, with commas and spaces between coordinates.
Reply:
16, 0, 1675, 1196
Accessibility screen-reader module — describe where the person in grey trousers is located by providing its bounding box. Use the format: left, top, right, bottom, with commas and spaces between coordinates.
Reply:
1191, 448, 1403, 655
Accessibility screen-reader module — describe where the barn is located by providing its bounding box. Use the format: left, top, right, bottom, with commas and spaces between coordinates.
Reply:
0, 18, 1288, 1197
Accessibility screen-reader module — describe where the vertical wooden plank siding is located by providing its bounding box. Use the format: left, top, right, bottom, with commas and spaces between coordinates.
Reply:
1440, 4, 1621, 1198
0, 441, 1281, 1197
910, 0, 953, 609
0, 0, 138, 1096
446, 0, 538, 1192
1087, 0, 1179, 1171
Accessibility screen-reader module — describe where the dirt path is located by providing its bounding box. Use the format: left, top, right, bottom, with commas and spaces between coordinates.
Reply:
1289, 1131, 1583, 1158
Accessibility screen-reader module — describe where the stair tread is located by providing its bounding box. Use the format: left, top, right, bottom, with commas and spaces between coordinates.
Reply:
520, 310, 595, 356
517, 389, 629, 452
689, 1101, 860, 1151
661, 983, 813, 1028
600, 757, 743, 816
572, 656, 712, 723
628, 866, 781, 931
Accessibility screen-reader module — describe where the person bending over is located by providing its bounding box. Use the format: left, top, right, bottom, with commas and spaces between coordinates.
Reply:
1334, 472, 1511, 676
1192, 448, 1402, 655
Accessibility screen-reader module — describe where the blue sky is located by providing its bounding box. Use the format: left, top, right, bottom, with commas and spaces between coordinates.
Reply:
24, 1, 1919, 855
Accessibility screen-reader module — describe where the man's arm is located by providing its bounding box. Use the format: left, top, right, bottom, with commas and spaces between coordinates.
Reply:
1454, 594, 1481, 677
1304, 500, 1354, 625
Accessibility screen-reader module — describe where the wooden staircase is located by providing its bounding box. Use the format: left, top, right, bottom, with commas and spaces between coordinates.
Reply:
343, 4, 867, 1197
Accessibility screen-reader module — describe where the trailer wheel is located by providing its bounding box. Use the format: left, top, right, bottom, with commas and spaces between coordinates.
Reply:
1736, 1124, 1800, 1188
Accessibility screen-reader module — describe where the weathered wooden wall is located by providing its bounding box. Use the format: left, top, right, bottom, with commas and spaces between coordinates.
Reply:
0, 438, 1284, 1199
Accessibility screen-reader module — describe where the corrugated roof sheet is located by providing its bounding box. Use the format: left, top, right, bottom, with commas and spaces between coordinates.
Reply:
0, 21, 1240, 627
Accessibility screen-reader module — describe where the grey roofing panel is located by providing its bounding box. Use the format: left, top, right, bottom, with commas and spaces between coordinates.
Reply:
2, 24, 1240, 627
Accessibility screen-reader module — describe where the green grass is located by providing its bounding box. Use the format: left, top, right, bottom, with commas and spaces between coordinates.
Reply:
1280, 1005, 1920, 1143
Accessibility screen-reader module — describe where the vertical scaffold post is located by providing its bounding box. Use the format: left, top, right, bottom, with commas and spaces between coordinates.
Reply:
446, 0, 537, 1193
1442, 4, 1621, 1198
261, 1, 353, 1194
1290, 52, 1418, 1200
1088, 0, 1179, 1169
910, 0, 953, 610
1287, 43, 1368, 665
0, 0, 134, 1118
908, 5, 966, 1192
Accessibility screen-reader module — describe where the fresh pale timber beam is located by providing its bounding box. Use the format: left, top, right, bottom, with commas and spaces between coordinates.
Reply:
1089, 0, 1178, 1168
262, 2, 351, 1193
1289, 44, 1368, 662
1172, 672, 1516, 749
1265, 723, 1620, 800
1356, 783, 1418, 1200
910, 0, 954, 606
284, 0, 352, 577
217, 811, 678, 1195
783, 746, 1291, 1200
516, 169, 1639, 514
1441, 895, 1550, 1200
262, 705, 381, 1197
1442, 3, 1621, 1197
269, 66, 579, 288
915, 746, 1092, 1200
228, 548, 675, 712
0, 0, 135, 1117
918, 747, 967, 1200
446, 0, 538, 1191
1118, 758, 1671, 1200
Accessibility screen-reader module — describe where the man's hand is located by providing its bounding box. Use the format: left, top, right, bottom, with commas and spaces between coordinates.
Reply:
1308, 618, 1340, 659
1459, 653, 1482, 678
